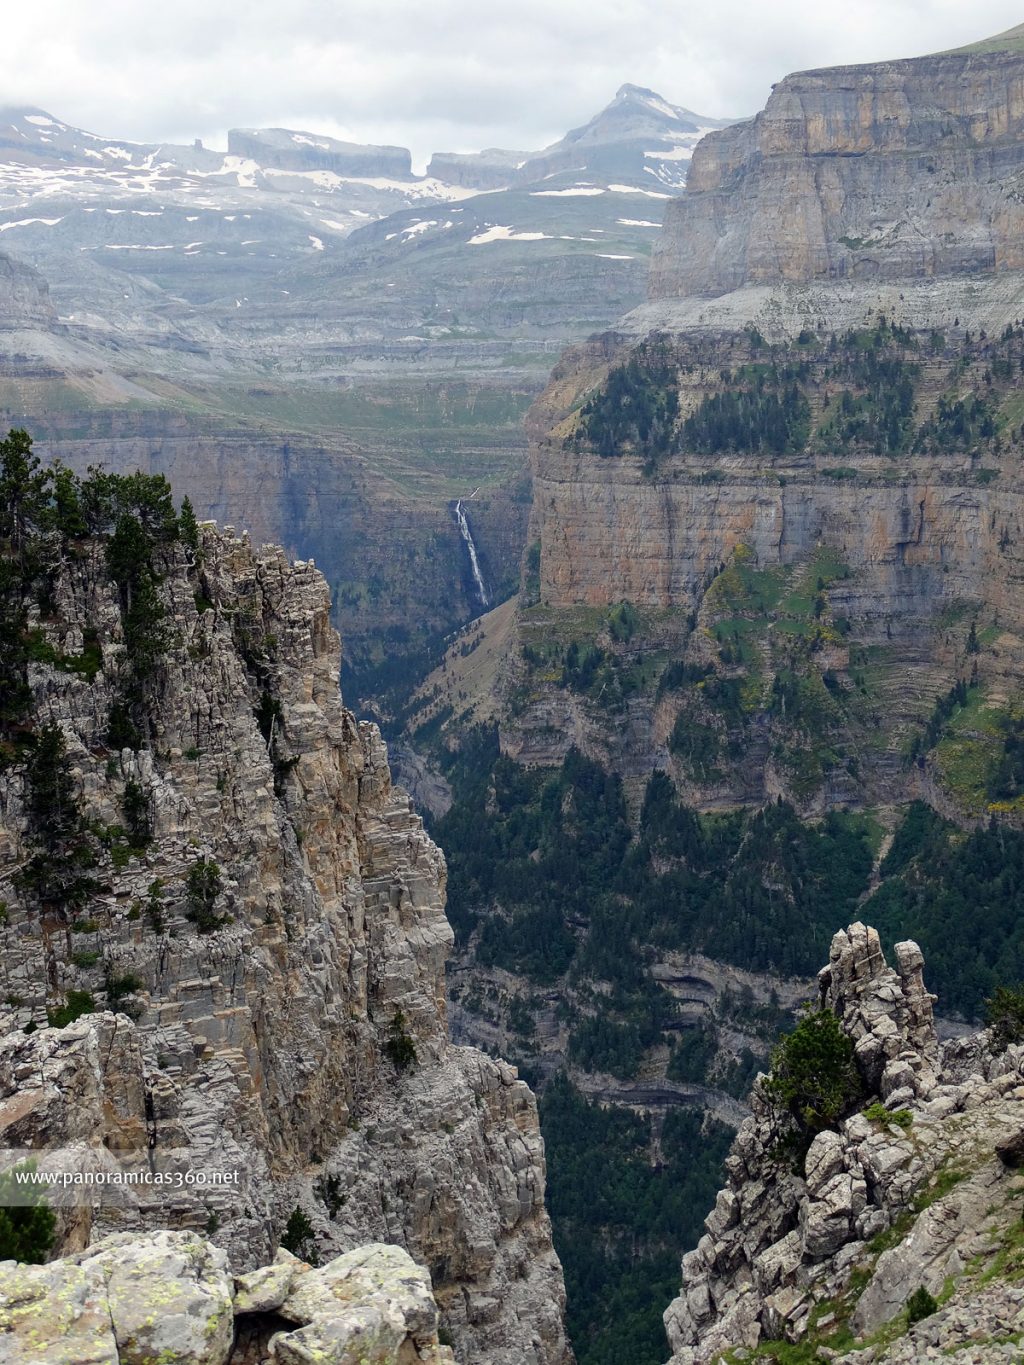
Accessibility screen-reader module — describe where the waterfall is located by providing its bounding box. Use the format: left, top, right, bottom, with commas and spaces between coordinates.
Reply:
454, 499, 489, 609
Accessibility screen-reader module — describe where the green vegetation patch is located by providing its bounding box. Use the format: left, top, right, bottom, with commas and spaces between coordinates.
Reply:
541, 1075, 732, 1365
867, 801, 1024, 1015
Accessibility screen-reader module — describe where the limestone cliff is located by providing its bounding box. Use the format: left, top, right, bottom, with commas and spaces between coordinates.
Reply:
498, 30, 1024, 813
0, 521, 571, 1365
649, 39, 1024, 300
664, 924, 1024, 1364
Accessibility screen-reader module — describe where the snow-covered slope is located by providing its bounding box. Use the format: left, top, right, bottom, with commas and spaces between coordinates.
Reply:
0, 88, 735, 370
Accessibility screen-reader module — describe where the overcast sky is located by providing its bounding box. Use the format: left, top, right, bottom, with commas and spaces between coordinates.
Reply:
5, 0, 1024, 169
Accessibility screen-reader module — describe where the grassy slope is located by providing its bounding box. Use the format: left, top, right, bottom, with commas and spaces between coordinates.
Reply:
943, 23, 1024, 55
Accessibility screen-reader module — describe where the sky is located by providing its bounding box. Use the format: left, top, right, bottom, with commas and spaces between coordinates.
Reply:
5, 0, 1024, 170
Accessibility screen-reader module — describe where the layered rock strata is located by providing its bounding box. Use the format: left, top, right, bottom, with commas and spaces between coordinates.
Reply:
528, 34, 1024, 619
0, 526, 571, 1365
649, 44, 1024, 300
664, 923, 1024, 1363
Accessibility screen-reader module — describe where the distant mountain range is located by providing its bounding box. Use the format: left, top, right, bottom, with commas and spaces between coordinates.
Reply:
0, 87, 731, 356
0, 84, 734, 690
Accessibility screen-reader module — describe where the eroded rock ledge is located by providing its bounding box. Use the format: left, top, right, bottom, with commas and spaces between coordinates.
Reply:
664, 923, 1024, 1363
0, 1231, 454, 1364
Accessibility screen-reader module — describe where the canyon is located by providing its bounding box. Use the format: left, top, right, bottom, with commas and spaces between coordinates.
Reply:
396, 23, 1024, 1361
0, 85, 727, 692
10, 18, 1024, 1365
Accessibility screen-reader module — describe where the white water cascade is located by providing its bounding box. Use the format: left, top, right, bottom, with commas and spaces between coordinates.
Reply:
454, 499, 489, 609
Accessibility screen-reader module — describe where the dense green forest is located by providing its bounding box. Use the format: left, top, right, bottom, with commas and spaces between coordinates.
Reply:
0, 429, 193, 758
434, 725, 1024, 1358
866, 801, 1024, 1014
438, 740, 875, 993
541, 1076, 732, 1365
569, 319, 1024, 465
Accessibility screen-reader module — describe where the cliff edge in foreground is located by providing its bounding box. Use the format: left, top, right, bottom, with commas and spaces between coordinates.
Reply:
665, 923, 1024, 1363
0, 1234, 454, 1365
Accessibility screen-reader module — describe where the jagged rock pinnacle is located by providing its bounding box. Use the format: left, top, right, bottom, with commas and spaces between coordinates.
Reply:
664, 924, 1024, 1363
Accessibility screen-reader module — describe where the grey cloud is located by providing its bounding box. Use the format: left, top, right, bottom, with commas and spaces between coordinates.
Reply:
4, 0, 1023, 161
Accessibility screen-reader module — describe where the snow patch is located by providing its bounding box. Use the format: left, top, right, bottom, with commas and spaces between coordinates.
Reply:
468, 225, 552, 244
644, 143, 698, 162
0, 216, 63, 231
607, 183, 673, 198
308, 234, 324, 250
629, 91, 682, 120
530, 186, 605, 197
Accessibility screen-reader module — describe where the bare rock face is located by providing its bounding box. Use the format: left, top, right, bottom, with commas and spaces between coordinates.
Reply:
819, 923, 940, 1100
662, 925, 1024, 1364
0, 527, 571, 1365
520, 35, 1024, 645
227, 128, 413, 179
649, 46, 1024, 301
526, 315, 1024, 625
0, 1231, 455, 1364
0, 249, 56, 330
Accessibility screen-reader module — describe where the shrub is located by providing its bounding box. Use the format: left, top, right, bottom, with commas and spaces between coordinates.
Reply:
0, 1162, 55, 1262
280, 1205, 318, 1264
863, 1101, 913, 1129
106, 702, 141, 751
47, 990, 95, 1028
906, 1286, 938, 1324
145, 879, 165, 934
104, 972, 143, 1009
986, 984, 1024, 1052
763, 1005, 863, 1137
185, 857, 225, 933
384, 1010, 418, 1072
121, 780, 151, 846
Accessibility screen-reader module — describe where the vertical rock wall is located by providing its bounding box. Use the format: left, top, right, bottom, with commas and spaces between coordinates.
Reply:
0, 526, 571, 1365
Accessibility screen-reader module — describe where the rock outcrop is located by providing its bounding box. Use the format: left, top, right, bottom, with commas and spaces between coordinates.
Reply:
0, 524, 571, 1365
227, 128, 414, 179
0, 1231, 455, 1364
663, 923, 1024, 1363
0, 250, 56, 330
649, 42, 1024, 300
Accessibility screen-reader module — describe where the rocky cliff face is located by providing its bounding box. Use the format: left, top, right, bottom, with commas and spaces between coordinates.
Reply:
227, 128, 414, 179
649, 44, 1024, 300
0, 523, 571, 1365
664, 924, 1024, 1364
508, 33, 1024, 812
0, 250, 56, 331
531, 341, 1024, 620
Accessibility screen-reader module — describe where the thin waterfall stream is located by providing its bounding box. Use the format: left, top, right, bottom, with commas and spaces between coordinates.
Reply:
454, 499, 489, 608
